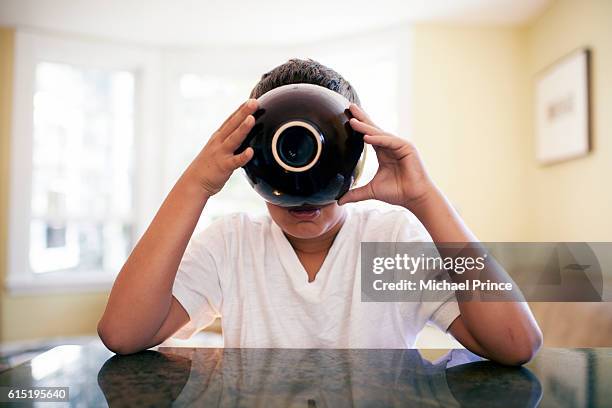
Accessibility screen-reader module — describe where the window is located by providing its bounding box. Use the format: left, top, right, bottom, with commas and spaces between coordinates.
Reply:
8, 31, 161, 293
7, 29, 408, 292
30, 62, 135, 274
165, 72, 266, 227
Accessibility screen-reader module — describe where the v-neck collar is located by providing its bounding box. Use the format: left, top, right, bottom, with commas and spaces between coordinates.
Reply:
271, 208, 352, 290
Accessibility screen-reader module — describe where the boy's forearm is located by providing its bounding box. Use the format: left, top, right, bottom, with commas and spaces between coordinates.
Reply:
98, 99, 256, 354
405, 186, 542, 365
98, 168, 211, 352
405, 186, 477, 243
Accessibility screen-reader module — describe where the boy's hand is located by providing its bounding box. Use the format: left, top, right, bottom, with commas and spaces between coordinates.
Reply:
338, 104, 436, 210
186, 99, 258, 196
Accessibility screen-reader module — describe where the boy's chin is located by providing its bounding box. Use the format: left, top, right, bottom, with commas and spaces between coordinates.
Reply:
282, 222, 327, 240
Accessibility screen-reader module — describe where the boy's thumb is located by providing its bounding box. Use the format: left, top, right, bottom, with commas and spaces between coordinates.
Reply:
338, 185, 374, 205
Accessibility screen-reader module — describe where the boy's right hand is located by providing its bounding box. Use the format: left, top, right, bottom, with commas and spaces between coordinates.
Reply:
185, 99, 258, 196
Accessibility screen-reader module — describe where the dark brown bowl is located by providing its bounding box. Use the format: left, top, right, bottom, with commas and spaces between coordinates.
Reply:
236, 83, 365, 207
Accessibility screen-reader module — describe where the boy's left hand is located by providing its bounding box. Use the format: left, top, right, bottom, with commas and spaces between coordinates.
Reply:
338, 104, 435, 210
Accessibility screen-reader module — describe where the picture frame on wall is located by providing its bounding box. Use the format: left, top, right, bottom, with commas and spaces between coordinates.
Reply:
535, 48, 591, 164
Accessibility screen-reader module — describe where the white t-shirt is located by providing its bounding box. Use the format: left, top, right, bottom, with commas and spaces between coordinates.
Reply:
172, 204, 460, 348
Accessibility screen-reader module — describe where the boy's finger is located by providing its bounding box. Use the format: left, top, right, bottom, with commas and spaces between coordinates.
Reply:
232, 147, 254, 168
338, 184, 375, 205
224, 115, 255, 150
217, 99, 258, 139
349, 104, 379, 128
363, 134, 406, 150
216, 101, 246, 135
350, 118, 382, 136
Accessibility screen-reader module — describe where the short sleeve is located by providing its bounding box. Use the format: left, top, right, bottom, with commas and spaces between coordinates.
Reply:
394, 209, 461, 333
428, 296, 461, 332
172, 218, 226, 339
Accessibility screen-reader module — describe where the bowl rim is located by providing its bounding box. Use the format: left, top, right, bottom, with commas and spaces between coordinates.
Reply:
271, 120, 323, 172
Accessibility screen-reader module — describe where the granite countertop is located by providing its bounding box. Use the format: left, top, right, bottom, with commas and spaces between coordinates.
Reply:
0, 345, 610, 407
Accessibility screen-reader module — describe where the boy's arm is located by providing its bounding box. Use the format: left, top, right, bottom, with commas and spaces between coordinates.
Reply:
341, 104, 542, 365
97, 99, 258, 354
405, 187, 542, 365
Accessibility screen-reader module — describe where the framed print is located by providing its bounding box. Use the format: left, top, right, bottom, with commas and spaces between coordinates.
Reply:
535, 48, 591, 164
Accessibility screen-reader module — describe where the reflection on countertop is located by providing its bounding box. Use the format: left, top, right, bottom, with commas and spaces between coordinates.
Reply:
97, 348, 541, 407
1, 345, 611, 407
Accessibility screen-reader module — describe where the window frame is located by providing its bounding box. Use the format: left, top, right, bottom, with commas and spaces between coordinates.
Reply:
7, 30, 163, 294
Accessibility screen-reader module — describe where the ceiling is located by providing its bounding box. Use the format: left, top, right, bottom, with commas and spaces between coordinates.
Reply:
0, 0, 551, 46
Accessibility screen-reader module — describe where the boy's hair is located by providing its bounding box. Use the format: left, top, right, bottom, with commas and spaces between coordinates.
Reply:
250, 58, 361, 106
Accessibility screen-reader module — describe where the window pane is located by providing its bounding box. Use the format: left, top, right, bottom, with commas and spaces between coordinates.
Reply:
30, 62, 135, 274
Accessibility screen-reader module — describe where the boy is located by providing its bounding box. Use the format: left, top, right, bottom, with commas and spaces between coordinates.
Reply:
98, 59, 542, 365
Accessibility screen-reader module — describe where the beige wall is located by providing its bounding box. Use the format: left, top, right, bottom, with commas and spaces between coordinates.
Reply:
412, 0, 612, 346
412, 0, 612, 243
411, 24, 530, 241
525, 0, 612, 347
0, 27, 109, 343
0, 27, 13, 342
525, 0, 612, 241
